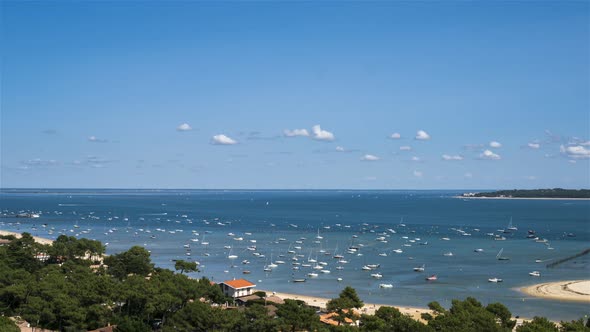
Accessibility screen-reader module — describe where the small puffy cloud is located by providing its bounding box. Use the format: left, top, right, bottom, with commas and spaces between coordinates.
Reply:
390, 133, 401, 139
415, 130, 431, 140
489, 141, 502, 148
211, 134, 238, 145
283, 128, 310, 137
88, 136, 108, 143
411, 156, 421, 162
480, 149, 501, 160
361, 154, 380, 161
336, 146, 345, 152
527, 143, 540, 149
560, 145, 590, 159
176, 123, 192, 131
442, 154, 464, 161
413, 170, 423, 177
399, 146, 412, 151
21, 158, 58, 167
311, 125, 335, 141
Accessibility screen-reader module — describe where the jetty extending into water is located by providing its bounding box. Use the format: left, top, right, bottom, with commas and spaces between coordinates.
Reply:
546, 248, 590, 269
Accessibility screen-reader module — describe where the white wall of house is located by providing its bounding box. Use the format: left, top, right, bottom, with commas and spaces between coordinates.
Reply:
222, 284, 254, 298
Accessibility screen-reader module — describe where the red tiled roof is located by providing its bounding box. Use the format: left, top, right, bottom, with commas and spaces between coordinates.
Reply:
222, 279, 256, 289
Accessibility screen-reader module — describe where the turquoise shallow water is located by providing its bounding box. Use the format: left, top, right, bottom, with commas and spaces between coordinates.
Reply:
1, 189, 589, 320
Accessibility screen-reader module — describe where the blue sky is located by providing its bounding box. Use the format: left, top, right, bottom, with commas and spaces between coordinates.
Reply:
1, 1, 588, 189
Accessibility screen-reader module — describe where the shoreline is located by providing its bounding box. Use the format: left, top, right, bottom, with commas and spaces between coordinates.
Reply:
455, 196, 590, 201
520, 280, 590, 303
0, 230, 54, 245
256, 288, 431, 321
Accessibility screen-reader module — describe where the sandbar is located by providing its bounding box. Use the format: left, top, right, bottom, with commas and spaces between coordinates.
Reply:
257, 289, 431, 321
520, 280, 590, 303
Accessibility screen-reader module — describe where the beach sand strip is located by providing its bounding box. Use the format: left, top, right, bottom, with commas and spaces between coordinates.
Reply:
520, 280, 590, 303
256, 289, 431, 322
0, 230, 54, 245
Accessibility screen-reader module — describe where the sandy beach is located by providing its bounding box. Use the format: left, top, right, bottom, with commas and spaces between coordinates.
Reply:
520, 280, 590, 303
0, 230, 54, 245
257, 289, 431, 321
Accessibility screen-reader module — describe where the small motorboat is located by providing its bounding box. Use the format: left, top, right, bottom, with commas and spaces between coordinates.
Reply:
379, 283, 393, 288
488, 277, 503, 283
529, 271, 541, 277
371, 273, 383, 279
413, 264, 425, 272
292, 278, 306, 283
426, 275, 437, 281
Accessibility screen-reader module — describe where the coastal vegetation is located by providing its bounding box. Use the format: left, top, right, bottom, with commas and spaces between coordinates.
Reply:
0, 233, 588, 331
467, 188, 590, 199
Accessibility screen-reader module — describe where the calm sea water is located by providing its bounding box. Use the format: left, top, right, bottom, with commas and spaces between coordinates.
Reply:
1, 189, 589, 320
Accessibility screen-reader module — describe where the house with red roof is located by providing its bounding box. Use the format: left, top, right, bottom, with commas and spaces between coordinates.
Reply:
220, 278, 256, 298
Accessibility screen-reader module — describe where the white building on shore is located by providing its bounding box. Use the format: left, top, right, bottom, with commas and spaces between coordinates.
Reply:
220, 278, 256, 298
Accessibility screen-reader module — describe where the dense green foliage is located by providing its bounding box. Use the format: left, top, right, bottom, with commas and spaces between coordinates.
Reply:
0, 233, 587, 331
327, 286, 364, 326
0, 316, 19, 332
423, 297, 516, 332
472, 188, 590, 198
174, 260, 199, 274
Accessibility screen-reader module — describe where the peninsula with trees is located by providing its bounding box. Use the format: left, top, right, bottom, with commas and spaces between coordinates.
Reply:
461, 188, 590, 199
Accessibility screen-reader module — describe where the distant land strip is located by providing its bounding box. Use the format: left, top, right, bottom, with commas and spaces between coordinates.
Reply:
460, 188, 590, 199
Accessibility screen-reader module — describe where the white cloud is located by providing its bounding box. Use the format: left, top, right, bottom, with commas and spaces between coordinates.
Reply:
283, 128, 310, 137
411, 156, 421, 162
361, 154, 380, 161
442, 154, 464, 161
211, 134, 238, 145
399, 146, 412, 151
580, 141, 590, 146
480, 149, 501, 160
390, 133, 401, 139
335, 146, 345, 152
88, 136, 107, 143
311, 125, 335, 141
489, 141, 502, 148
560, 145, 590, 159
527, 143, 540, 149
176, 123, 192, 131
413, 170, 423, 177
415, 130, 431, 140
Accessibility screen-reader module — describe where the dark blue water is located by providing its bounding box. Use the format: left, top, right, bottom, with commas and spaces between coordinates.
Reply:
1, 189, 589, 320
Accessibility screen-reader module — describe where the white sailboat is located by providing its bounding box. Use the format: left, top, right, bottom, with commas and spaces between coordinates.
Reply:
496, 248, 509, 261
316, 228, 323, 240
507, 217, 518, 231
